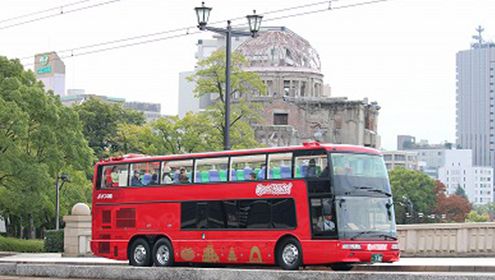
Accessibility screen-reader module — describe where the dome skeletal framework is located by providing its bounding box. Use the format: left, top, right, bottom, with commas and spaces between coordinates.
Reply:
236, 27, 321, 72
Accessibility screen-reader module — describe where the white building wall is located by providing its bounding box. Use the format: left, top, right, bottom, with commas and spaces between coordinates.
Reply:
39, 74, 65, 96
178, 71, 199, 118
438, 149, 493, 205
178, 36, 250, 117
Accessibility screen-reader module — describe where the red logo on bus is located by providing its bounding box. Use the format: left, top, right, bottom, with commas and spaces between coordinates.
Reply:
255, 183, 293, 197
97, 193, 113, 200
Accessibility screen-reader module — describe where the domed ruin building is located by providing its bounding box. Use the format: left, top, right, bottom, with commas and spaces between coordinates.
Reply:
178, 26, 380, 148
236, 27, 380, 148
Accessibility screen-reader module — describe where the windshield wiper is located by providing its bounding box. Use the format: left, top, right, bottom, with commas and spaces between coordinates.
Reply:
349, 231, 397, 241
369, 233, 397, 240
368, 189, 392, 197
353, 186, 391, 197
349, 230, 374, 240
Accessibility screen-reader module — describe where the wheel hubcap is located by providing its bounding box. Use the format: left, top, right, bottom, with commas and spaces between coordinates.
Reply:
156, 245, 170, 265
134, 245, 147, 264
282, 244, 299, 265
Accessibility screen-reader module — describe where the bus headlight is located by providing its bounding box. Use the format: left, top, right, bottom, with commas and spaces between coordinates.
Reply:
342, 244, 362, 250
391, 244, 400, 250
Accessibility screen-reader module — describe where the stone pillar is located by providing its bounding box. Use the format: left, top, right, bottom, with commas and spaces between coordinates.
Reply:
63, 203, 92, 257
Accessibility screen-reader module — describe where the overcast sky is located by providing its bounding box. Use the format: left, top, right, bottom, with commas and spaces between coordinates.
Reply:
1, 0, 494, 150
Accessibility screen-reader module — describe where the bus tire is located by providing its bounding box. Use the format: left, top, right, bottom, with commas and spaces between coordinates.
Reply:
152, 238, 174, 267
129, 238, 152, 266
276, 237, 302, 270
330, 263, 354, 271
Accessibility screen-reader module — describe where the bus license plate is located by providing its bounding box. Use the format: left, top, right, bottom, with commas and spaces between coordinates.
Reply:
371, 254, 382, 263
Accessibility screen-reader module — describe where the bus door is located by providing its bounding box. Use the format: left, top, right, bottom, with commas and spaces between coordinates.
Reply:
293, 150, 337, 239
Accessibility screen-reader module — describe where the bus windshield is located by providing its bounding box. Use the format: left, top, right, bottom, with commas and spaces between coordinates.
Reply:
336, 196, 396, 240
330, 153, 390, 195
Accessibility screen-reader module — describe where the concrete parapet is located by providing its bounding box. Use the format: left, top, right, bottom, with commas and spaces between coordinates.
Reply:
0, 263, 16, 276
3, 263, 495, 280
397, 222, 495, 257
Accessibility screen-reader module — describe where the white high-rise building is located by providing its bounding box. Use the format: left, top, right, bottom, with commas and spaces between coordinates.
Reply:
456, 26, 495, 175
437, 149, 493, 205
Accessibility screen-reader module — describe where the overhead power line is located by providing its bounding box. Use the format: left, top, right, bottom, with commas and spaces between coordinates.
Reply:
0, 0, 92, 24
20, 0, 393, 66
0, 0, 125, 31
263, 0, 391, 23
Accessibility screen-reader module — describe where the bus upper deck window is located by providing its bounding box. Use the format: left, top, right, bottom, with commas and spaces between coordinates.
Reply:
101, 164, 129, 189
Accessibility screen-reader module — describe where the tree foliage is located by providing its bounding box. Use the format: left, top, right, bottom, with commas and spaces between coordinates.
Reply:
74, 98, 145, 159
0, 56, 94, 238
115, 112, 259, 155
466, 203, 495, 222
389, 168, 436, 224
465, 210, 489, 222
434, 181, 471, 223
187, 50, 265, 144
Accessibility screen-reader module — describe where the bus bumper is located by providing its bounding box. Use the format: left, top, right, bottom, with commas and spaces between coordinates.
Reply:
302, 240, 400, 265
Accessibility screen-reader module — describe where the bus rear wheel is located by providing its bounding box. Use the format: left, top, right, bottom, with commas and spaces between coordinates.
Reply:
152, 238, 174, 267
276, 237, 302, 270
129, 238, 152, 266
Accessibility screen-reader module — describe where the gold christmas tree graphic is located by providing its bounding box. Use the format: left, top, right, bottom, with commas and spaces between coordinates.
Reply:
202, 245, 220, 263
228, 247, 237, 262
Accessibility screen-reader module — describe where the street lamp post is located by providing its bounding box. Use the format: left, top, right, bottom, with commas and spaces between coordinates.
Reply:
55, 174, 69, 230
195, 2, 262, 150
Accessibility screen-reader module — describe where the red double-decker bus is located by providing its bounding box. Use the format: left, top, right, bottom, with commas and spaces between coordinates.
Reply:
91, 142, 399, 270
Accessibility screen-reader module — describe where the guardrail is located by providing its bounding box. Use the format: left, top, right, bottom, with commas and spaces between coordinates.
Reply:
397, 222, 495, 257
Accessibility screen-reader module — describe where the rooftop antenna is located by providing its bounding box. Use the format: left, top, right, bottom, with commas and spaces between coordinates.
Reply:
472, 25, 484, 46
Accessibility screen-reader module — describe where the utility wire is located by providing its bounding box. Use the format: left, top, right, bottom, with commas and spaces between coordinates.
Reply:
22, 31, 199, 66
18, 0, 344, 61
20, 0, 392, 66
263, 0, 391, 23
0, 0, 125, 31
0, 0, 92, 24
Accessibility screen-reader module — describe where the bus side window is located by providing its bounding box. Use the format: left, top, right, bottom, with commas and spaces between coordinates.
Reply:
268, 153, 293, 179
101, 164, 129, 189
195, 157, 229, 183
129, 162, 160, 187
294, 154, 328, 178
230, 154, 267, 182
162, 159, 193, 184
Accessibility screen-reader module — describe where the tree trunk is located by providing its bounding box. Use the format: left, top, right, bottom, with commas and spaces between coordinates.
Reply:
19, 216, 24, 239
29, 214, 35, 239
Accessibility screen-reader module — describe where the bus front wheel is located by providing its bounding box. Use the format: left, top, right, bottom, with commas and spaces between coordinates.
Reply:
129, 238, 152, 266
152, 238, 174, 267
276, 237, 302, 270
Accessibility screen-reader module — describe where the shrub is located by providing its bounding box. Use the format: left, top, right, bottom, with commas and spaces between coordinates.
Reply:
44, 230, 64, 252
0, 236, 44, 252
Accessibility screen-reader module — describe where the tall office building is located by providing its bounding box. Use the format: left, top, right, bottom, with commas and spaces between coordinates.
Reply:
34, 52, 65, 96
456, 26, 495, 170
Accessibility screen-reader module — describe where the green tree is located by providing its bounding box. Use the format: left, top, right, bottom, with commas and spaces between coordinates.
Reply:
74, 98, 145, 159
469, 203, 495, 222
0, 56, 94, 238
465, 210, 489, 222
187, 50, 265, 149
115, 112, 260, 155
454, 185, 468, 199
389, 168, 437, 224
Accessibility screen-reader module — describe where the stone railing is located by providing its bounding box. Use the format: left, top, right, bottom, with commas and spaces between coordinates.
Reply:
397, 222, 495, 257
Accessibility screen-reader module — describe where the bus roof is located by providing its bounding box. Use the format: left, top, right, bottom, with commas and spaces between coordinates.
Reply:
99, 142, 381, 165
